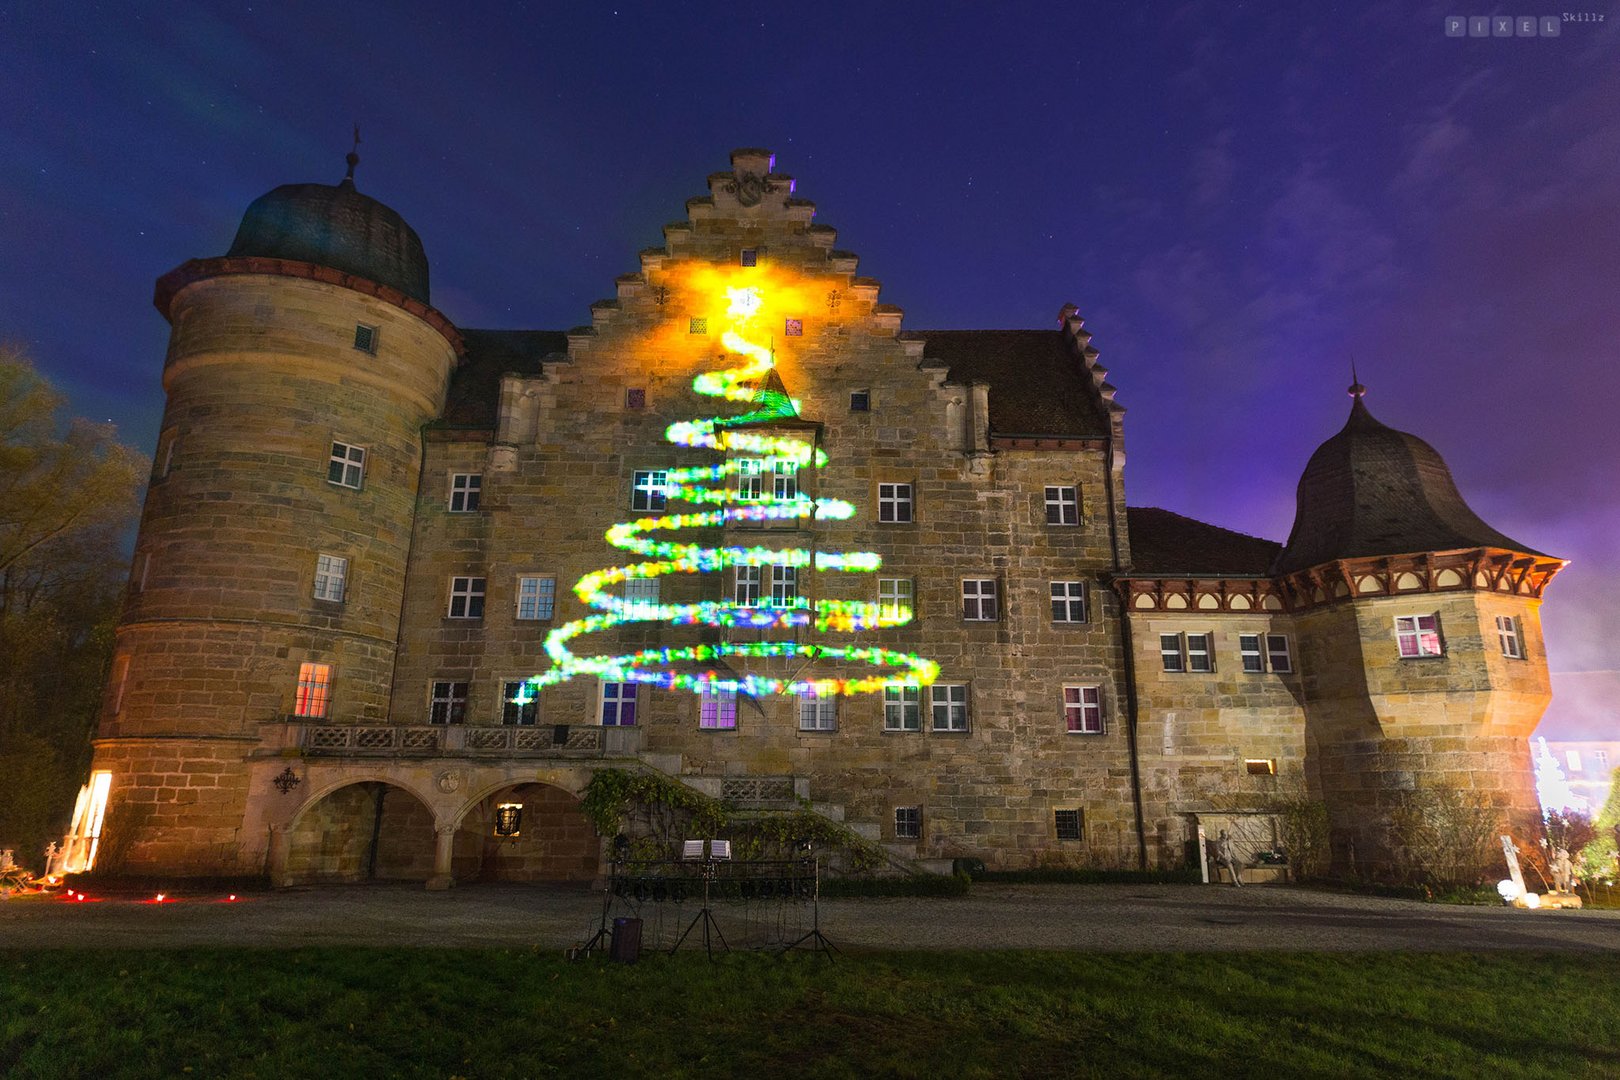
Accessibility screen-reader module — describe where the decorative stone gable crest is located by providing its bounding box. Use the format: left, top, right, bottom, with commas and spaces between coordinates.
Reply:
725, 169, 780, 207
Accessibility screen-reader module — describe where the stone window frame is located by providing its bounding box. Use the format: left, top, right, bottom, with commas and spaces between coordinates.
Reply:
295, 662, 333, 719
1063, 685, 1104, 734
600, 680, 638, 726
771, 459, 798, 502
353, 323, 379, 354
448, 472, 482, 513
313, 553, 348, 604
930, 683, 970, 732
1050, 580, 1088, 623
877, 481, 914, 524
797, 690, 837, 732
883, 684, 921, 731
849, 389, 871, 413
448, 575, 486, 619
631, 469, 670, 513
515, 575, 556, 621
500, 679, 539, 726
156, 428, 178, 480
1054, 808, 1084, 841
734, 564, 762, 606
894, 806, 922, 840
110, 654, 131, 715
327, 440, 366, 490
878, 576, 914, 619
735, 458, 766, 503
961, 577, 999, 622
770, 564, 797, 606
624, 576, 660, 616
1395, 614, 1443, 658
699, 688, 738, 730
1265, 634, 1294, 673
1160, 631, 1214, 673
429, 680, 469, 725
1044, 485, 1080, 526
1496, 615, 1524, 659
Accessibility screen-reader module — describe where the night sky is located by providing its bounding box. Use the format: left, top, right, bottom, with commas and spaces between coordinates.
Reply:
4, 3, 1617, 700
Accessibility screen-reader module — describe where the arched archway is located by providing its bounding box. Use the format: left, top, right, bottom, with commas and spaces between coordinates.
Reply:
450, 781, 599, 883
284, 780, 438, 884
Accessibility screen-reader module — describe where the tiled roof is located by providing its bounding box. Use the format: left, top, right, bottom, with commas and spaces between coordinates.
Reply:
904, 330, 1112, 439
227, 180, 431, 304
436, 329, 568, 428
1125, 506, 1282, 577
1273, 396, 1543, 575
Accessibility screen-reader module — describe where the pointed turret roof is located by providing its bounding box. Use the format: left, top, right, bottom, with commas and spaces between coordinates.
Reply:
1273, 384, 1542, 575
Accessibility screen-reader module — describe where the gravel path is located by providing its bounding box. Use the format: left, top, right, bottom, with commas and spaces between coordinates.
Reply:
2, 882, 1616, 952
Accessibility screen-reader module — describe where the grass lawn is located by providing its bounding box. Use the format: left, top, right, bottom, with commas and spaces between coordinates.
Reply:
3, 949, 1618, 1079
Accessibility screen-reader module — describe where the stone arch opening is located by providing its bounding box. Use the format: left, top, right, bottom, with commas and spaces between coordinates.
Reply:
450, 781, 599, 883
283, 780, 438, 884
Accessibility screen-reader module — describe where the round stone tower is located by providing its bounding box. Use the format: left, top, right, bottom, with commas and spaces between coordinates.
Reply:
1275, 383, 1564, 881
83, 156, 462, 876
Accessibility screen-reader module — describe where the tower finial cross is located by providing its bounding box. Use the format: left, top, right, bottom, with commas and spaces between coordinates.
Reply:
344, 124, 362, 183
1348, 358, 1366, 399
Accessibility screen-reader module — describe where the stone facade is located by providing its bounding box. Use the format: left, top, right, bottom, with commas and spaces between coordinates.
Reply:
75, 149, 1563, 886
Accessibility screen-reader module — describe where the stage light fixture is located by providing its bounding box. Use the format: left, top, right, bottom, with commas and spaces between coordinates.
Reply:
682, 839, 706, 860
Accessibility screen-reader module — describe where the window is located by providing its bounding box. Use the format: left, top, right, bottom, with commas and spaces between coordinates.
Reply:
160, 434, 176, 478
772, 459, 798, 501
448, 576, 486, 619
600, 681, 638, 726
1160, 634, 1185, 673
429, 681, 469, 725
798, 690, 836, 731
1246, 758, 1278, 776
931, 684, 969, 732
1045, 486, 1079, 525
1186, 632, 1213, 673
624, 577, 660, 616
1064, 685, 1103, 734
736, 459, 765, 502
294, 662, 332, 718
1566, 750, 1583, 773
313, 554, 347, 603
1239, 634, 1264, 673
631, 469, 669, 512
1595, 750, 1610, 769
1395, 614, 1443, 658
884, 685, 921, 731
1496, 615, 1523, 659
784, 317, 802, 336
110, 655, 130, 714
448, 473, 482, 513
132, 552, 150, 592
353, 323, 378, 353
894, 806, 921, 840
689, 317, 707, 334
1055, 809, 1084, 841
962, 578, 998, 621
700, 689, 737, 730
770, 564, 797, 606
1265, 634, 1293, 673
502, 681, 539, 726
740, 248, 758, 267
735, 565, 761, 606
878, 483, 913, 523
1051, 581, 1088, 623
878, 577, 914, 619
850, 390, 871, 412
328, 441, 365, 489
626, 387, 646, 409
1240, 633, 1292, 673
516, 576, 556, 621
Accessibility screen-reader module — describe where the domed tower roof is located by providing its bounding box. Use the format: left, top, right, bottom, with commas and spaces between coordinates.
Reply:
1273, 384, 1541, 575
225, 166, 430, 305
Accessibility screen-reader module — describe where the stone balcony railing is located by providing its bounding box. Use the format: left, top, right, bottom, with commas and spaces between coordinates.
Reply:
263, 720, 642, 759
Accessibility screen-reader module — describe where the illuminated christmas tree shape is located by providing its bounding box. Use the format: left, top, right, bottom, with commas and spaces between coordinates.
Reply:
527, 282, 940, 702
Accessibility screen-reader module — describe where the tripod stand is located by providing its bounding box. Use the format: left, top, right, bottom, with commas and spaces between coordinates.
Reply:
577, 862, 619, 957
780, 856, 838, 961
670, 856, 729, 959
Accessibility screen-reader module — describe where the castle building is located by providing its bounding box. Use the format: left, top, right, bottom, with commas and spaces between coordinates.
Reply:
64, 149, 1565, 886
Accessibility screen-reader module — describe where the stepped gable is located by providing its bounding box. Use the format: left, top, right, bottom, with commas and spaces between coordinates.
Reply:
1125, 506, 1282, 576
1273, 388, 1542, 575
436, 329, 567, 428
904, 329, 1113, 439
226, 174, 431, 304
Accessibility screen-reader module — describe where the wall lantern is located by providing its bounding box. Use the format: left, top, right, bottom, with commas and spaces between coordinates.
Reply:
493, 802, 523, 838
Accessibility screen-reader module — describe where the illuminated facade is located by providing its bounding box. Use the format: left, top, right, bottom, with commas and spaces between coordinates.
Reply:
82, 149, 1563, 885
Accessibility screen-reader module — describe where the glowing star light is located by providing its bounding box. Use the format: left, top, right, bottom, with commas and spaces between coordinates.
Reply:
526, 281, 939, 701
